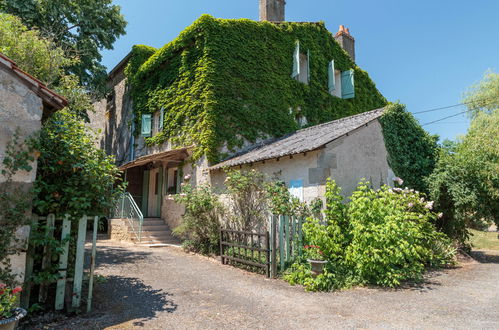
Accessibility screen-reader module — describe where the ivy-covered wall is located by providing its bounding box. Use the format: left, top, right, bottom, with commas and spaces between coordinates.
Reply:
125, 14, 387, 163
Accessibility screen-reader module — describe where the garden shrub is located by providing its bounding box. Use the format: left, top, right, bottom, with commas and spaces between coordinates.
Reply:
285, 179, 455, 291
345, 182, 453, 287
33, 111, 124, 217
173, 184, 224, 254
224, 169, 268, 231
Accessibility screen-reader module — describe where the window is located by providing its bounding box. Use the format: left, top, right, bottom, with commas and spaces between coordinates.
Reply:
289, 180, 304, 202
141, 114, 152, 137
328, 61, 355, 99
291, 41, 310, 84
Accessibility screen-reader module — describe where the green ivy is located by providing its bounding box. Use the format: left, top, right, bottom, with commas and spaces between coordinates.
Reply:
379, 103, 439, 193
125, 15, 387, 163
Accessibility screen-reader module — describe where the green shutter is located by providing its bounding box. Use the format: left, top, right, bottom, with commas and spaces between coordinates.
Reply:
291, 41, 300, 78
141, 114, 152, 137
328, 60, 336, 94
159, 108, 164, 130
306, 49, 311, 83
341, 69, 355, 99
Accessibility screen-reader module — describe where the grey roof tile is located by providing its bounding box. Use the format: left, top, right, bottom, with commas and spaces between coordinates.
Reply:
210, 107, 385, 170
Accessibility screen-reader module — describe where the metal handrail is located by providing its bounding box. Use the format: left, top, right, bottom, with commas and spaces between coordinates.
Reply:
112, 192, 144, 242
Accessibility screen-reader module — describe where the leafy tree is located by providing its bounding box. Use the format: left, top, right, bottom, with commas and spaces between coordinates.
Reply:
462, 71, 499, 118
0, 13, 93, 120
379, 103, 439, 193
0, 0, 127, 94
0, 12, 71, 86
428, 71, 499, 245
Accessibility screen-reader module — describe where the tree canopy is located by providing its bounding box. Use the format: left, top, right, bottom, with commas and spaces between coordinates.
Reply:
462, 71, 499, 118
0, 0, 127, 95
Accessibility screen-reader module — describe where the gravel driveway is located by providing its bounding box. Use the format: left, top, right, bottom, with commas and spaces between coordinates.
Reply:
33, 239, 499, 329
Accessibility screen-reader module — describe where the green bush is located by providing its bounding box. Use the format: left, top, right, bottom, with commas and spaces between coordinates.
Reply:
33, 111, 124, 217
285, 179, 455, 291
345, 182, 453, 287
173, 184, 224, 254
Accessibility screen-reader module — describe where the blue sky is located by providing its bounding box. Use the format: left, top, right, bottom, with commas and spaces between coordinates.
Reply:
101, 0, 499, 142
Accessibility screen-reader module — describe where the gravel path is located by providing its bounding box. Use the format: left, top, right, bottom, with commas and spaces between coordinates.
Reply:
36, 239, 499, 329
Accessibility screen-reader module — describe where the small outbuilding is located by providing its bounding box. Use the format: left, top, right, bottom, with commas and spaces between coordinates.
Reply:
209, 108, 395, 201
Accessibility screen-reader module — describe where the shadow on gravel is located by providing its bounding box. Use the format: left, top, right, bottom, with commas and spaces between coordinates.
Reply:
470, 250, 499, 264
88, 275, 178, 327
94, 245, 153, 267
20, 276, 177, 329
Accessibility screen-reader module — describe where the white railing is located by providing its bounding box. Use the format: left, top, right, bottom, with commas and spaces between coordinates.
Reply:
112, 192, 144, 242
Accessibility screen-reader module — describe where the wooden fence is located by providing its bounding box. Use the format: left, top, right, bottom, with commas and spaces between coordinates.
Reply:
219, 215, 305, 278
23, 214, 100, 313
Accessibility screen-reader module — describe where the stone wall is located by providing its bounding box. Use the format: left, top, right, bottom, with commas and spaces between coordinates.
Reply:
161, 197, 185, 230
0, 65, 43, 283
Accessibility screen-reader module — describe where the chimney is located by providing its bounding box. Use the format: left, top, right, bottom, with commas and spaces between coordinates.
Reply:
259, 0, 286, 22
334, 25, 355, 62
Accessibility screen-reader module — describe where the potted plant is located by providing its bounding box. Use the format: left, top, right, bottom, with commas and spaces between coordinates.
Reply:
0, 284, 26, 330
304, 245, 327, 275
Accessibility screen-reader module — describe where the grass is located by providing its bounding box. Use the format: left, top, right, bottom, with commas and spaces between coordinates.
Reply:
469, 229, 499, 250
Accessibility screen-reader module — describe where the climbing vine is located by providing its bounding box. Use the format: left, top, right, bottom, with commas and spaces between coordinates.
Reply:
125, 15, 387, 163
379, 103, 439, 193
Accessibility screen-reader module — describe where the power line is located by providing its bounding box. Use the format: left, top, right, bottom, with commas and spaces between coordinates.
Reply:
412, 97, 498, 115
421, 109, 473, 126
413, 103, 465, 114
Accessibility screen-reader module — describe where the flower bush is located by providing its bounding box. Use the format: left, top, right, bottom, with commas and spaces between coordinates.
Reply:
285, 179, 455, 291
0, 284, 21, 319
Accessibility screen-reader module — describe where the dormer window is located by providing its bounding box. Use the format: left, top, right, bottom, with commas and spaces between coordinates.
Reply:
291, 41, 310, 84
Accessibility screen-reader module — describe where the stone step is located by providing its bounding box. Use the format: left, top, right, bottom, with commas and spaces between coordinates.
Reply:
142, 231, 172, 238
139, 224, 171, 231
141, 219, 166, 225
133, 237, 181, 245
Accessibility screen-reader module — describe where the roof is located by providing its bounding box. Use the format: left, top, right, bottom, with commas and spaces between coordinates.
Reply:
210, 107, 385, 170
120, 147, 190, 170
0, 53, 68, 113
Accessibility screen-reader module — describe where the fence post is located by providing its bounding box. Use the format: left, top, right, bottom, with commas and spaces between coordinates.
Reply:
219, 227, 224, 264
265, 231, 270, 278
271, 215, 277, 278
291, 216, 296, 258
55, 214, 71, 311
284, 215, 290, 263
279, 215, 285, 271
298, 216, 304, 257
87, 216, 99, 312
39, 214, 55, 303
72, 215, 87, 308
21, 214, 38, 309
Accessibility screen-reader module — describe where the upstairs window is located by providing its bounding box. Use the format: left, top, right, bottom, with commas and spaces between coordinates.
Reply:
141, 114, 152, 137
328, 61, 355, 99
291, 41, 310, 84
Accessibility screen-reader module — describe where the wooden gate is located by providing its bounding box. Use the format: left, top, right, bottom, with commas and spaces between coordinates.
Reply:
219, 228, 271, 277
219, 215, 305, 278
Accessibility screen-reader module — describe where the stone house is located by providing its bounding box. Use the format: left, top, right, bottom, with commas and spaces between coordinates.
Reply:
91, 0, 393, 239
0, 53, 67, 282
